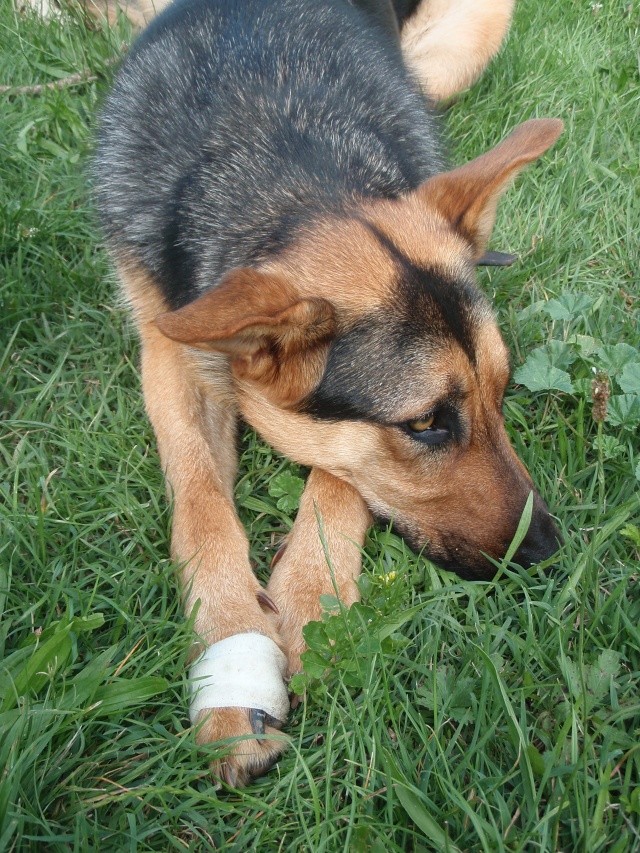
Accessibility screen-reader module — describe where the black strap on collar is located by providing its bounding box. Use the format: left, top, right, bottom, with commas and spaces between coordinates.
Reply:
476, 250, 518, 267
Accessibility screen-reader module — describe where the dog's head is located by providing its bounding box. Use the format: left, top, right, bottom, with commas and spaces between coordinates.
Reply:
157, 119, 563, 579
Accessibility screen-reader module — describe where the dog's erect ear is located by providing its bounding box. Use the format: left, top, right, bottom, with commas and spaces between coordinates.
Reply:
420, 118, 563, 256
155, 267, 336, 401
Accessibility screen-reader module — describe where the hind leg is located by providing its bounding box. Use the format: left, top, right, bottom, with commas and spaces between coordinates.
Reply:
121, 263, 289, 787
400, 0, 516, 101
81, 0, 169, 28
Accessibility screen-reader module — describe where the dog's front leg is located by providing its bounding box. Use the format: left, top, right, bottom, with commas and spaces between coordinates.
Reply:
266, 468, 372, 676
139, 322, 288, 786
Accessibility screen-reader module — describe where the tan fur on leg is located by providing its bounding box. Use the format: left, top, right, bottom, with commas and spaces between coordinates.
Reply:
119, 262, 288, 785
266, 468, 372, 676
401, 0, 515, 101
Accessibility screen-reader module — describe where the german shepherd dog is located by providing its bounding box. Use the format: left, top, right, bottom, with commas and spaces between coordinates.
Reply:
93, 0, 562, 785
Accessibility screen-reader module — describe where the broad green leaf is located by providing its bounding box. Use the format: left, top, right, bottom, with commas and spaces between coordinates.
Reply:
288, 673, 306, 695
619, 362, 640, 394
239, 495, 292, 523
517, 300, 545, 321
16, 120, 36, 155
0, 615, 108, 711
606, 394, 640, 430
547, 339, 579, 370
571, 334, 600, 357
587, 650, 620, 700
300, 650, 328, 678
302, 620, 329, 650
513, 348, 574, 393
318, 594, 340, 614
543, 292, 593, 321
596, 343, 638, 375
268, 471, 305, 513
39, 139, 71, 160
593, 434, 623, 459
542, 299, 571, 321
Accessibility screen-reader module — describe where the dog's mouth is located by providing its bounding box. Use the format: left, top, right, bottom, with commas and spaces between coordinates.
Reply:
373, 512, 485, 578
374, 512, 561, 581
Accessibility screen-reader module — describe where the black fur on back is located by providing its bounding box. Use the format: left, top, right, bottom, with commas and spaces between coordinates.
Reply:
94, 0, 444, 309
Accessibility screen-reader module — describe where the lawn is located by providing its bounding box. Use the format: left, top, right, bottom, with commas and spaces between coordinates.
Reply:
1, 0, 639, 849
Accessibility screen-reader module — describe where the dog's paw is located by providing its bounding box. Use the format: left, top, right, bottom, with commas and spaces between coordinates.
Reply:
195, 706, 288, 787
188, 632, 291, 784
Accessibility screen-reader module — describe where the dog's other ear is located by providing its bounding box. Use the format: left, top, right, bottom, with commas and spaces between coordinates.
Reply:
155, 267, 336, 402
421, 118, 563, 257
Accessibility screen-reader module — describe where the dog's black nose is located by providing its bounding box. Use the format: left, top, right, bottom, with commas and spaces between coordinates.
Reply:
513, 493, 562, 568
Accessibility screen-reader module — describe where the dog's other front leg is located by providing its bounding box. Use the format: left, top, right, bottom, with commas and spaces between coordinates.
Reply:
266, 468, 372, 676
139, 321, 288, 787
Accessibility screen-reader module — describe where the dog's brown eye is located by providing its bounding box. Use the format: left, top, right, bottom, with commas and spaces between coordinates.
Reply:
407, 414, 435, 432
402, 411, 451, 446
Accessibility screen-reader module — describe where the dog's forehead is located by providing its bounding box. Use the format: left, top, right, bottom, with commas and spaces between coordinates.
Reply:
391, 252, 491, 361
278, 209, 472, 314
301, 261, 495, 422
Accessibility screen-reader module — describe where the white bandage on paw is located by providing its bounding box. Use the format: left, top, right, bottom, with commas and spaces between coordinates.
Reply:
189, 632, 289, 725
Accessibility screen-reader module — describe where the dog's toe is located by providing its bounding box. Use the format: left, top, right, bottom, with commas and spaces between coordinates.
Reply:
196, 707, 288, 787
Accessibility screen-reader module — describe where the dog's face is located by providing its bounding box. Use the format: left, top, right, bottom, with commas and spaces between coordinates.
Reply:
157, 119, 563, 579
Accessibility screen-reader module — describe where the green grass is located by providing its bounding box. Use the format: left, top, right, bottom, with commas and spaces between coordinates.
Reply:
1, 0, 639, 849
